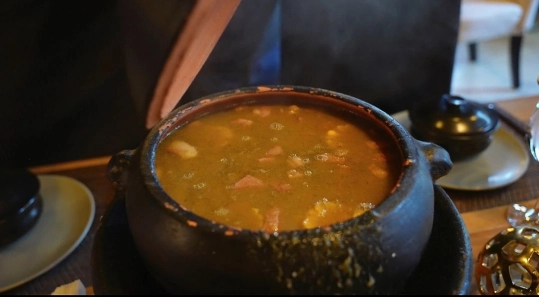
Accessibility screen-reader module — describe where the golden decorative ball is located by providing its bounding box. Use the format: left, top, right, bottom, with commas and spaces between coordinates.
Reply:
475, 226, 539, 295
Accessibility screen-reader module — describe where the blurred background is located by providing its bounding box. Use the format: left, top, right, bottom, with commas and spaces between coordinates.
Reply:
2, 0, 538, 168
452, 0, 539, 103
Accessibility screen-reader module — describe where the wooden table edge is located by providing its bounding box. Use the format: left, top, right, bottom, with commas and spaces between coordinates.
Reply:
29, 155, 112, 174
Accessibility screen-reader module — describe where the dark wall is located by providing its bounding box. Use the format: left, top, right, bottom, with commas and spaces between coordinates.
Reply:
0, 0, 149, 168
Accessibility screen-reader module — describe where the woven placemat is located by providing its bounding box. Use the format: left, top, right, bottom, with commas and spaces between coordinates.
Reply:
2, 226, 96, 295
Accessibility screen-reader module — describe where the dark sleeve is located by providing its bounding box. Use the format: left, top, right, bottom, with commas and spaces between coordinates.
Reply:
118, 0, 196, 120
119, 0, 281, 116
0, 0, 151, 167
182, 0, 281, 105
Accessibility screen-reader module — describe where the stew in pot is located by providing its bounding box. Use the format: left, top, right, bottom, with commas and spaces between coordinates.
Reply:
154, 103, 402, 232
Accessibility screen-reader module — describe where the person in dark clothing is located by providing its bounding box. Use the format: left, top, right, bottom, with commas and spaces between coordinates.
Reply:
0, 0, 460, 168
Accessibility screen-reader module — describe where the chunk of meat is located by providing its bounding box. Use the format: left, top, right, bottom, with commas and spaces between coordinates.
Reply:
288, 105, 300, 114
325, 125, 355, 149
369, 164, 388, 179
325, 130, 340, 148
262, 207, 280, 233
287, 169, 303, 178
232, 174, 264, 189
258, 157, 275, 163
366, 140, 379, 150
287, 155, 304, 168
232, 118, 253, 127
253, 106, 271, 117
265, 145, 283, 156
166, 140, 198, 159
271, 182, 292, 192
327, 130, 338, 137
373, 152, 387, 162
336, 124, 351, 132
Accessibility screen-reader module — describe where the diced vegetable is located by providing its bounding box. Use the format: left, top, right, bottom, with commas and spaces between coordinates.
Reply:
303, 199, 349, 229
287, 169, 303, 178
369, 164, 388, 178
232, 118, 253, 127
366, 140, 379, 150
253, 106, 272, 117
166, 140, 198, 159
287, 155, 304, 168
266, 145, 283, 156
232, 174, 264, 189
258, 157, 275, 163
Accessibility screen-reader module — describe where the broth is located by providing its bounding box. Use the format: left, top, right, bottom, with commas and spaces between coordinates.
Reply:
154, 103, 402, 232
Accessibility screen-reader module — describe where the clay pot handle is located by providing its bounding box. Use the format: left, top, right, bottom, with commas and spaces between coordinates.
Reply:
107, 149, 136, 192
414, 139, 453, 180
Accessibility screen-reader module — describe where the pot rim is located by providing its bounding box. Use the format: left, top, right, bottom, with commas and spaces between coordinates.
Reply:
139, 85, 423, 236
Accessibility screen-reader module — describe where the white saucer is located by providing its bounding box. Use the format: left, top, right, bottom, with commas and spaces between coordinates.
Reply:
391, 110, 530, 191
0, 175, 95, 292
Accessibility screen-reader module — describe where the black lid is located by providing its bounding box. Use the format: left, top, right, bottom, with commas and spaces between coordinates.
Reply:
410, 94, 499, 137
0, 168, 40, 218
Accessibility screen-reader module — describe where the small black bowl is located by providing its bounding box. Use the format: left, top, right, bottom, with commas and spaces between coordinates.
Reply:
0, 168, 42, 248
409, 94, 500, 162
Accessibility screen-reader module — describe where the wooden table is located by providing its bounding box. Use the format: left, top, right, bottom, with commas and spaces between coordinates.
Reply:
3, 95, 539, 295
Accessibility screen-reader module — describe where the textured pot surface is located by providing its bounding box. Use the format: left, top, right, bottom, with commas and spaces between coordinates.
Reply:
109, 86, 452, 294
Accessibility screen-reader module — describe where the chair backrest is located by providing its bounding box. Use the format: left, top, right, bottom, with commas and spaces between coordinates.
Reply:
465, 0, 539, 33
458, 0, 523, 42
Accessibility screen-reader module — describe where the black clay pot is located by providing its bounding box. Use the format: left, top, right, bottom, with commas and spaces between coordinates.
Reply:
409, 94, 500, 162
107, 86, 453, 295
0, 168, 42, 248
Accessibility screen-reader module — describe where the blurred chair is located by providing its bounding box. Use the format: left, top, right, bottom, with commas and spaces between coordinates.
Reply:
458, 0, 539, 88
